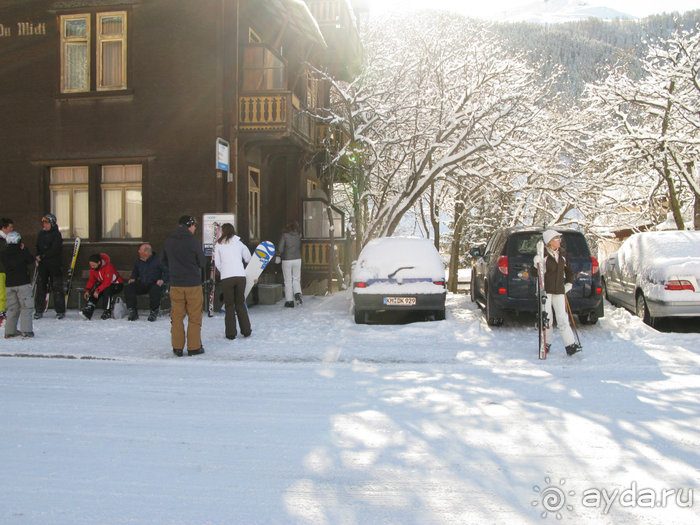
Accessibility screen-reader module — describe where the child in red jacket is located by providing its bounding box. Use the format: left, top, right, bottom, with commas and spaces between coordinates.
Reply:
82, 253, 124, 320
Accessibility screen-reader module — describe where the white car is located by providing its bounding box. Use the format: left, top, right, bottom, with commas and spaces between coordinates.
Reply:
601, 230, 700, 325
352, 237, 447, 324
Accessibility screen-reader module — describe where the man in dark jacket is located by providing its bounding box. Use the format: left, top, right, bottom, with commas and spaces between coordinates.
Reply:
0, 231, 34, 338
125, 243, 169, 322
0, 217, 14, 326
162, 215, 206, 356
34, 213, 66, 319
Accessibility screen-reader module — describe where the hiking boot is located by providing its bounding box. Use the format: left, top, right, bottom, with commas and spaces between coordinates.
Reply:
127, 308, 139, 321
295, 293, 303, 305
187, 347, 205, 356
100, 309, 112, 320
284, 301, 294, 308
81, 304, 95, 320
566, 343, 582, 356
173, 348, 183, 357
56, 312, 65, 320
147, 309, 158, 322
33, 312, 43, 320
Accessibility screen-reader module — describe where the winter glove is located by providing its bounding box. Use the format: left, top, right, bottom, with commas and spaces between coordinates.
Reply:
275, 256, 281, 264
565, 282, 573, 294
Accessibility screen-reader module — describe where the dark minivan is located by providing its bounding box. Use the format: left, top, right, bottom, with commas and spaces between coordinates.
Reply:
470, 227, 603, 326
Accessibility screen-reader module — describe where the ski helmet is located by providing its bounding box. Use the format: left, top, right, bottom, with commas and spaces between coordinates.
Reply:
5, 231, 21, 244
42, 213, 57, 226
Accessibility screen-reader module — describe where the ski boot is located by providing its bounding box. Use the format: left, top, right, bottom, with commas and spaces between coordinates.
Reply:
81, 304, 95, 320
147, 309, 158, 322
101, 309, 113, 320
566, 343, 582, 356
33, 311, 43, 320
127, 308, 139, 321
56, 312, 65, 320
284, 301, 294, 308
295, 293, 303, 306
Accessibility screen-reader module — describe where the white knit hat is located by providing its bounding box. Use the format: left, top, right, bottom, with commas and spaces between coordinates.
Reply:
542, 229, 561, 244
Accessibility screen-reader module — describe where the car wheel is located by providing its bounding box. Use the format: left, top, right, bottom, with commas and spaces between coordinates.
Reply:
485, 287, 504, 326
354, 308, 366, 324
635, 293, 654, 327
578, 312, 598, 325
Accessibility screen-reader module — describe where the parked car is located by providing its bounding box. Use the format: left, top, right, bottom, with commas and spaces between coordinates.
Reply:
352, 237, 447, 324
601, 230, 700, 325
470, 227, 603, 326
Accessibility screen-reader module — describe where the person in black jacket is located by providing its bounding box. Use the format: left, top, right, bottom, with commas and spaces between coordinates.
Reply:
1, 231, 35, 338
162, 215, 206, 356
125, 243, 169, 322
0, 217, 14, 326
34, 214, 66, 319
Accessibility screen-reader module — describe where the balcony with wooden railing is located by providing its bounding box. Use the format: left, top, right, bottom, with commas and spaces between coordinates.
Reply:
315, 123, 350, 153
239, 92, 315, 146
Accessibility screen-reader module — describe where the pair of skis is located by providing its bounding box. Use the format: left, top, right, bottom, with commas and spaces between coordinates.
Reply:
207, 223, 221, 317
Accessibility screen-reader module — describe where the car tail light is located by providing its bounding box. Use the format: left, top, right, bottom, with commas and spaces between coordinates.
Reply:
498, 288, 507, 295
665, 280, 695, 291
433, 281, 445, 287
595, 287, 602, 295
354, 282, 368, 289
497, 256, 509, 275
591, 256, 599, 274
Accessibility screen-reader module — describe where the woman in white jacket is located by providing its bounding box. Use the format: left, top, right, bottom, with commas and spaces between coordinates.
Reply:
214, 223, 252, 339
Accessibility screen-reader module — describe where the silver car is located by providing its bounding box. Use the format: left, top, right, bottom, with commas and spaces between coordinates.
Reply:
352, 237, 447, 324
602, 230, 700, 325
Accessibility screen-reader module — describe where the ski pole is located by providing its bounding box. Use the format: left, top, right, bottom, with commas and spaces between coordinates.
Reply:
565, 294, 581, 346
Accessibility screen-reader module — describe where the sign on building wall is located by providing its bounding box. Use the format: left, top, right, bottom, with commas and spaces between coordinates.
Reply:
216, 138, 229, 172
202, 213, 236, 256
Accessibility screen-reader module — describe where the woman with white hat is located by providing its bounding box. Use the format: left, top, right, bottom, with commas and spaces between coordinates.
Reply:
534, 229, 581, 356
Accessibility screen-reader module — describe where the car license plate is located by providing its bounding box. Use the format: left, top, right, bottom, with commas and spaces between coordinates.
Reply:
384, 297, 417, 306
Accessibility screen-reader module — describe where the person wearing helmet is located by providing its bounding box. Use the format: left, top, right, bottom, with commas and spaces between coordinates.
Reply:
0, 231, 35, 338
0, 217, 15, 327
34, 213, 66, 319
162, 215, 206, 356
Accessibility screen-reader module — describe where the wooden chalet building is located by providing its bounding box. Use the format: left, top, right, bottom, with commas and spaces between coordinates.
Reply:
0, 0, 364, 296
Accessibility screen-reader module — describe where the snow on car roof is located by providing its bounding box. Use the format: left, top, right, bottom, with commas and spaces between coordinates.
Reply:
354, 237, 445, 280
620, 230, 700, 278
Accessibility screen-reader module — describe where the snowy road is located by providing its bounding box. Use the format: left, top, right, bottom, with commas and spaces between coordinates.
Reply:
1, 292, 699, 524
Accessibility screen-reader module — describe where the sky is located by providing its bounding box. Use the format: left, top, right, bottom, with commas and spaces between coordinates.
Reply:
369, 0, 699, 19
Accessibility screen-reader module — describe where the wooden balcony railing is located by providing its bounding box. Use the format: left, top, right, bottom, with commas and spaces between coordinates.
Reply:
239, 92, 314, 144
302, 239, 347, 272
315, 124, 349, 153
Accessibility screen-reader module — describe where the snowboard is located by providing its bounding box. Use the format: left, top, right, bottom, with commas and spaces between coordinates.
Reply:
535, 240, 549, 360
244, 241, 275, 300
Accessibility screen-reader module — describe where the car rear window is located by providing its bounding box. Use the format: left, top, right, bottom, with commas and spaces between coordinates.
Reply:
506, 232, 590, 258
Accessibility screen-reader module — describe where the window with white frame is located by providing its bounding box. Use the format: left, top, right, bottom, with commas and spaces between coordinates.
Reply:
248, 167, 261, 241
101, 165, 142, 239
50, 166, 89, 238
60, 11, 127, 93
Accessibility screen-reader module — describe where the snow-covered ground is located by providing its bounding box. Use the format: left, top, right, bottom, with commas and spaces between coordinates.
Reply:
1, 292, 699, 524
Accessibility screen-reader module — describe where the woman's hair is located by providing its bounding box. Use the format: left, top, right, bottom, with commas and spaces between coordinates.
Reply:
217, 223, 236, 243
283, 220, 299, 233
89, 253, 102, 264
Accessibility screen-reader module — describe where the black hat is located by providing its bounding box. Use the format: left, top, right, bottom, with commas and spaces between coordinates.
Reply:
179, 215, 197, 227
